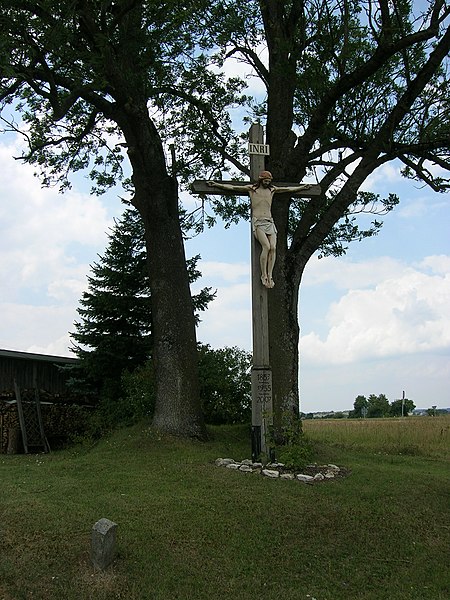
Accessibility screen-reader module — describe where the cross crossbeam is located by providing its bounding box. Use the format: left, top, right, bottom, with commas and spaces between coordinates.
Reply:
191, 180, 321, 197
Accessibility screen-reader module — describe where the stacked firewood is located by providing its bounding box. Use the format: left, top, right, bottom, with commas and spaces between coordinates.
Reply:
0, 388, 96, 453
0, 401, 21, 453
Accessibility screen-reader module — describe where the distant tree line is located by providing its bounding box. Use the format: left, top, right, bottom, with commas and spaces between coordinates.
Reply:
349, 394, 416, 418
302, 394, 418, 419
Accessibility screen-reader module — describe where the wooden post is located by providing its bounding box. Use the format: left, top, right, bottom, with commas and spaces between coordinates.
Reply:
14, 380, 28, 454
190, 125, 320, 461
249, 123, 273, 462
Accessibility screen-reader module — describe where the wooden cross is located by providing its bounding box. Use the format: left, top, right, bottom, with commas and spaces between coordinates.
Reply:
191, 123, 320, 461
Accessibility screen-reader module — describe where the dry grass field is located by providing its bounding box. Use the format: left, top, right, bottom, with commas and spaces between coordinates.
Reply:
302, 415, 450, 458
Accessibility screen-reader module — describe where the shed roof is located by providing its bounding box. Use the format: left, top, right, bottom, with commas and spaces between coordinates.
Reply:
0, 349, 79, 364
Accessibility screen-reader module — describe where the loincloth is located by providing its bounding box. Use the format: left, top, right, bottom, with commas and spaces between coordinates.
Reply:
252, 217, 277, 237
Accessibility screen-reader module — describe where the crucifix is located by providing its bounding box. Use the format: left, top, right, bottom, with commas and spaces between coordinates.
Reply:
192, 123, 320, 461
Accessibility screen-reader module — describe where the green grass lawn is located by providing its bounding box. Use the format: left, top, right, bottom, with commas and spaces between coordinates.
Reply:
1, 422, 449, 600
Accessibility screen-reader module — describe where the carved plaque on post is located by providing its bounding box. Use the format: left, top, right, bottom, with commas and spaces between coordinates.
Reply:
251, 368, 273, 426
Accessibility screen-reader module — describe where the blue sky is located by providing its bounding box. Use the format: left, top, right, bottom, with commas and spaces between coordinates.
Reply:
0, 130, 449, 414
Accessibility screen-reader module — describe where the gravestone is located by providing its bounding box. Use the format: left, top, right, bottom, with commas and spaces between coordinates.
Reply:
91, 518, 118, 570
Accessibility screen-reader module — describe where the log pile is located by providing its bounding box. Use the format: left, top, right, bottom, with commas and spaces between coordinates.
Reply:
0, 400, 21, 453
1, 388, 96, 453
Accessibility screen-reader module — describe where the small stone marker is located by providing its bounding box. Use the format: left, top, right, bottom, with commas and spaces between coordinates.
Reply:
91, 518, 118, 570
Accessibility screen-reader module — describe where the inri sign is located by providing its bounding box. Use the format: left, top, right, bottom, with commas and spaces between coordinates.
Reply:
248, 143, 270, 156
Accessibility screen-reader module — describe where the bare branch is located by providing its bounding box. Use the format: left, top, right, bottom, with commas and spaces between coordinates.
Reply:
154, 85, 248, 176
398, 154, 449, 192
225, 44, 269, 87
291, 7, 448, 171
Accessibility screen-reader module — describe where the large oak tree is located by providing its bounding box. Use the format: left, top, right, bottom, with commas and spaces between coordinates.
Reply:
0, 0, 240, 437
201, 0, 450, 437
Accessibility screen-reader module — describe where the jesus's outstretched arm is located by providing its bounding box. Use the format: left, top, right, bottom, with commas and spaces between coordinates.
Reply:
272, 183, 313, 194
207, 181, 252, 193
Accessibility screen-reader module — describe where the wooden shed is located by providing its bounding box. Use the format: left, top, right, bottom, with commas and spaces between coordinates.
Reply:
0, 349, 88, 454
0, 348, 78, 394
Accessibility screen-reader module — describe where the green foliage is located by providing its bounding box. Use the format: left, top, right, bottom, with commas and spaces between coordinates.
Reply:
69, 207, 214, 407
333, 411, 346, 419
350, 394, 416, 418
389, 397, 416, 417
276, 434, 314, 470
0, 0, 243, 195
198, 344, 251, 425
367, 393, 392, 418
205, 0, 450, 248
88, 343, 253, 430
349, 394, 369, 418
264, 409, 314, 469
95, 362, 156, 430
121, 362, 156, 420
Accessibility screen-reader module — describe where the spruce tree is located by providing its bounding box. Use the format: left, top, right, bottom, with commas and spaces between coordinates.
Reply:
70, 207, 214, 403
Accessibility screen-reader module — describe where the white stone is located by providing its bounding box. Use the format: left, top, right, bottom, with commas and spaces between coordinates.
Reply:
239, 465, 254, 472
327, 464, 340, 471
241, 459, 253, 466
296, 474, 315, 483
325, 472, 335, 478
226, 463, 240, 470
215, 458, 235, 467
314, 473, 325, 481
252, 462, 263, 468
280, 473, 295, 480
262, 469, 280, 478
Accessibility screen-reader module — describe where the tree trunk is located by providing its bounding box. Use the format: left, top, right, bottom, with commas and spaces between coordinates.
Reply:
140, 182, 205, 438
116, 105, 205, 438
268, 195, 303, 443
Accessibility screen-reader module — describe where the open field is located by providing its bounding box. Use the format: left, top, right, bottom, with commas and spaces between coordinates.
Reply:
302, 415, 450, 459
0, 422, 449, 600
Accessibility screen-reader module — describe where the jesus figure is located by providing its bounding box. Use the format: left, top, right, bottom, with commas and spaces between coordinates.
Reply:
207, 171, 312, 288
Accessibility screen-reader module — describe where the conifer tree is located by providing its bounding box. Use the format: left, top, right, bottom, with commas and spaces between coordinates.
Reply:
70, 207, 214, 402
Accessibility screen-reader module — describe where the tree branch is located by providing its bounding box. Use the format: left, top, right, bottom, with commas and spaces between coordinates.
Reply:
154, 84, 249, 176
225, 44, 269, 87
290, 6, 447, 172
398, 155, 449, 191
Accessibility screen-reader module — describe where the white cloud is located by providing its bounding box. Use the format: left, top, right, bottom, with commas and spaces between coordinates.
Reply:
362, 162, 404, 190
0, 138, 120, 305
300, 353, 450, 413
0, 136, 124, 356
196, 282, 251, 349
0, 302, 76, 356
199, 260, 249, 283
396, 194, 450, 219
27, 333, 75, 358
417, 254, 450, 275
301, 258, 450, 365
303, 255, 406, 290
